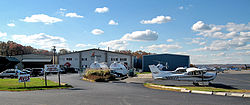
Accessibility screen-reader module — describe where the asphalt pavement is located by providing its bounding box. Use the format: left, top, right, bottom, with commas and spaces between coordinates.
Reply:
0, 73, 249, 105
150, 70, 250, 90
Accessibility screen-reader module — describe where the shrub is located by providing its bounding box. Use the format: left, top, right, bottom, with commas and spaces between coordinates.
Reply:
84, 69, 115, 82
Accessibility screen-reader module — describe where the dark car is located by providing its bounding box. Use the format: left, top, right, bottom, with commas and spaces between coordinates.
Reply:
31, 68, 44, 77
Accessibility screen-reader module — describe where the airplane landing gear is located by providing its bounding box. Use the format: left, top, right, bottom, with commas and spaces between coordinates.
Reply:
208, 82, 212, 86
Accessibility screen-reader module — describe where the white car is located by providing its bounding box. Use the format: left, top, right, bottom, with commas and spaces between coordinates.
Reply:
0, 69, 24, 78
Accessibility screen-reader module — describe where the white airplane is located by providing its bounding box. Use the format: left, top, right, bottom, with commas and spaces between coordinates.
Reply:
149, 64, 217, 85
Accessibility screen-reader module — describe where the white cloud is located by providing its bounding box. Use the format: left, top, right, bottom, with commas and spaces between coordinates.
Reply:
179, 6, 184, 10
235, 44, 250, 50
189, 37, 206, 45
211, 52, 226, 57
192, 21, 212, 31
145, 44, 182, 53
12, 33, 68, 50
65, 13, 84, 18
95, 7, 109, 13
7, 23, 15, 27
75, 44, 96, 48
121, 29, 158, 41
191, 21, 250, 51
21, 14, 62, 24
0, 32, 7, 37
140, 16, 172, 24
91, 29, 104, 35
199, 42, 206, 45
225, 22, 250, 32
59, 8, 67, 11
108, 20, 118, 25
99, 40, 127, 50
166, 39, 174, 42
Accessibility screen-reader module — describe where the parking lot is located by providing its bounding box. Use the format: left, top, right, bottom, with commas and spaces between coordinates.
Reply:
0, 71, 249, 105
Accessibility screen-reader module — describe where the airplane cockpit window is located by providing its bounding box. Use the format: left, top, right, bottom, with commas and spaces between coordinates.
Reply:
188, 71, 203, 75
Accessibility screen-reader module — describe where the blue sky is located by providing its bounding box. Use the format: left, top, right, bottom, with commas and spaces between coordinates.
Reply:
0, 0, 249, 64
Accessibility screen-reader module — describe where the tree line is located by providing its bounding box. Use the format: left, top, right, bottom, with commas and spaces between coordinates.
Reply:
0, 41, 153, 58
0, 41, 53, 56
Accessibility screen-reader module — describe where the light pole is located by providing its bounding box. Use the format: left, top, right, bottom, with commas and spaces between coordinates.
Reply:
52, 46, 56, 64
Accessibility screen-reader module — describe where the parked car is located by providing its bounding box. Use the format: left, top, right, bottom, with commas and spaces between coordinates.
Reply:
31, 68, 44, 77
0, 69, 24, 78
22, 69, 31, 74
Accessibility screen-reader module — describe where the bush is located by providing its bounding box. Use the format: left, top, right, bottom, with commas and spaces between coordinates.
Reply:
84, 69, 115, 82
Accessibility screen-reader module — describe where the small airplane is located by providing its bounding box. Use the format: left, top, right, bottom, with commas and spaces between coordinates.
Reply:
149, 63, 217, 85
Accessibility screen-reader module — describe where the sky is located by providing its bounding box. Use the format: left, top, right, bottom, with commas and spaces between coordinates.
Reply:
0, 0, 249, 64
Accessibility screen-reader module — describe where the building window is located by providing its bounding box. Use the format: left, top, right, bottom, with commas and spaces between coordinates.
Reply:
120, 58, 127, 61
111, 58, 118, 61
82, 58, 87, 61
66, 58, 72, 61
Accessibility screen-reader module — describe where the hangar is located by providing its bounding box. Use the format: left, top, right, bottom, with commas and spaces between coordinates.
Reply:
14, 54, 53, 69
58, 49, 135, 70
142, 54, 190, 72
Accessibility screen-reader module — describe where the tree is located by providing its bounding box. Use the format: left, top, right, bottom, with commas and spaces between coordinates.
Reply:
59, 49, 70, 55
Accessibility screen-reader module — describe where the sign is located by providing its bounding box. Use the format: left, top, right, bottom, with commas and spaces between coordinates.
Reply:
44, 64, 59, 72
18, 74, 30, 83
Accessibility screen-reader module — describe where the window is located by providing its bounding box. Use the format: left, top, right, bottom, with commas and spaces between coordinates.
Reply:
111, 58, 118, 61
82, 58, 87, 61
120, 58, 127, 61
66, 58, 72, 61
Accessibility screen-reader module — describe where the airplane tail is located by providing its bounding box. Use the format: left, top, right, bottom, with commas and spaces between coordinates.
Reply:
148, 65, 162, 79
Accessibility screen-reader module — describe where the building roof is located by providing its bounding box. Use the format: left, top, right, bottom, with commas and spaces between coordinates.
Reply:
22, 58, 52, 63
142, 53, 189, 57
59, 48, 133, 56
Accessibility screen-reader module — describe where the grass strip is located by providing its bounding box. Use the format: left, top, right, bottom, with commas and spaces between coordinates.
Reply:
144, 83, 250, 93
0, 78, 72, 91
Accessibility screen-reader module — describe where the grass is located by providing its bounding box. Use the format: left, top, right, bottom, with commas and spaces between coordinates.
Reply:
0, 78, 72, 91
144, 83, 180, 92
136, 72, 152, 75
144, 83, 250, 93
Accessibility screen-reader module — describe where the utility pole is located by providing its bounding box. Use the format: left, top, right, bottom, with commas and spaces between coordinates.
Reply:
52, 46, 60, 86
52, 46, 56, 64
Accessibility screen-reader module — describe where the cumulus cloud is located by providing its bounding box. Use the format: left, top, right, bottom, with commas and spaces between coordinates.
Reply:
108, 20, 118, 25
21, 14, 62, 24
95, 7, 109, 13
121, 29, 158, 41
145, 44, 182, 53
12, 33, 68, 50
192, 21, 212, 31
140, 16, 171, 24
166, 39, 174, 42
91, 29, 104, 35
99, 40, 127, 50
65, 13, 83, 18
7, 23, 15, 27
0, 32, 7, 37
191, 21, 250, 51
